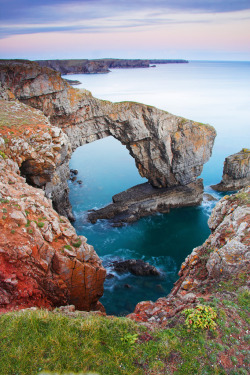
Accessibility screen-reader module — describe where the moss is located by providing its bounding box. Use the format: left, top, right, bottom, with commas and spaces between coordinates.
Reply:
64, 244, 72, 251
37, 222, 45, 228
71, 239, 82, 248
0, 151, 7, 159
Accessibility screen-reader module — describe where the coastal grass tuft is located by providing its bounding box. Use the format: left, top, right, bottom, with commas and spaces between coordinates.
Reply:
1, 302, 249, 375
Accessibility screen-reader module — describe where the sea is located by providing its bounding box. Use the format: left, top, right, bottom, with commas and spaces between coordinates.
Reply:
63, 61, 250, 315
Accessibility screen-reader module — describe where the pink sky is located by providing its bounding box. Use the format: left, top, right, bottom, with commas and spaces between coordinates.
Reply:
0, 2, 250, 61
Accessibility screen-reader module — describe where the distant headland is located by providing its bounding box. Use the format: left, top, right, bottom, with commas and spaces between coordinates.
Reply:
36, 58, 189, 75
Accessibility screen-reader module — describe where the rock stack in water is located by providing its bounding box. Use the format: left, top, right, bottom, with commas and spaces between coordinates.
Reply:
212, 149, 250, 192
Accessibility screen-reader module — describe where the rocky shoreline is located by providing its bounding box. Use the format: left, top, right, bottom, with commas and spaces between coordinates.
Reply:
128, 187, 250, 325
0, 59, 216, 222
1, 58, 249, 321
36, 58, 189, 75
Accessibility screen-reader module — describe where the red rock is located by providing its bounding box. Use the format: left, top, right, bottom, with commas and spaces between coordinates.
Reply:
0, 156, 106, 313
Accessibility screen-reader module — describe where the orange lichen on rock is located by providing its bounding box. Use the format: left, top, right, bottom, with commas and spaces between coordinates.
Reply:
0, 155, 106, 313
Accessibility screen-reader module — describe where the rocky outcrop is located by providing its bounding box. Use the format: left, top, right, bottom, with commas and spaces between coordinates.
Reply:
128, 187, 250, 324
0, 60, 216, 195
36, 59, 188, 75
111, 259, 161, 276
0, 98, 74, 220
0, 96, 106, 312
88, 179, 203, 225
212, 149, 250, 191
0, 155, 106, 312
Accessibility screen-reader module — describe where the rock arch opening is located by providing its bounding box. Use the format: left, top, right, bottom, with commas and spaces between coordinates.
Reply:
68, 135, 147, 215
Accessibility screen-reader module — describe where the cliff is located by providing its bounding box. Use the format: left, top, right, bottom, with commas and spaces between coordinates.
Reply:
0, 95, 106, 313
128, 187, 250, 324
0, 59, 217, 313
0, 189, 249, 375
212, 149, 250, 191
0, 59, 216, 220
36, 58, 188, 75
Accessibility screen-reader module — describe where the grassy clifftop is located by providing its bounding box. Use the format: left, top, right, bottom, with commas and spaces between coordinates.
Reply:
0, 283, 249, 375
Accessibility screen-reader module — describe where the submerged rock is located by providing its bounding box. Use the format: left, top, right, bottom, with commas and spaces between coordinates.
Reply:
111, 259, 161, 276
88, 179, 204, 225
212, 149, 250, 191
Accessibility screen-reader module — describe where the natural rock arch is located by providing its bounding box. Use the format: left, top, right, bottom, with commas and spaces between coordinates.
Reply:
0, 60, 216, 218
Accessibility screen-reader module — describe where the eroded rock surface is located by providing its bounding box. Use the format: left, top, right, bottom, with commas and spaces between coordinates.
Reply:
212, 149, 250, 191
128, 188, 250, 325
88, 179, 203, 225
0, 99, 74, 220
0, 96, 106, 313
0, 60, 216, 194
0, 155, 106, 312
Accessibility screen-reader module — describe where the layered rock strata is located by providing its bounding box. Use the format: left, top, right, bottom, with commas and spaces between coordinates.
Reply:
0, 97, 106, 313
88, 179, 203, 225
128, 187, 250, 324
0, 97, 74, 220
0, 60, 216, 219
212, 149, 250, 191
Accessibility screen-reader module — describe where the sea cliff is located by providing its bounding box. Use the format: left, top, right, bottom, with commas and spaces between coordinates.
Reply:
0, 59, 216, 222
36, 58, 188, 75
0, 59, 249, 375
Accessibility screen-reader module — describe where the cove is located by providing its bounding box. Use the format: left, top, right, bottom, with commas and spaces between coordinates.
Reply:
67, 61, 250, 315
69, 136, 214, 315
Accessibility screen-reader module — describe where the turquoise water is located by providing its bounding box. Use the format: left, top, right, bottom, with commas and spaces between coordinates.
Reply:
65, 61, 250, 315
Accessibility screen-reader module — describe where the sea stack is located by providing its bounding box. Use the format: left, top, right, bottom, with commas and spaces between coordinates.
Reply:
212, 149, 250, 191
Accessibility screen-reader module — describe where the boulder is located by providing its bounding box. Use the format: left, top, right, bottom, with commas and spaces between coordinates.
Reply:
111, 259, 161, 276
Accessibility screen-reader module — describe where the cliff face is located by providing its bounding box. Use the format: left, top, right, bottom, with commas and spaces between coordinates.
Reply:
128, 188, 250, 324
0, 60, 216, 191
0, 95, 106, 313
0, 96, 73, 220
212, 149, 250, 191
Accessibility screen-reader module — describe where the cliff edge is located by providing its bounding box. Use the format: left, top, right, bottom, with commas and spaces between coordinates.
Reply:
0, 95, 106, 313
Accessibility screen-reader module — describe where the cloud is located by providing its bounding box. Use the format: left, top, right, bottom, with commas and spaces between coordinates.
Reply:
1, 0, 250, 38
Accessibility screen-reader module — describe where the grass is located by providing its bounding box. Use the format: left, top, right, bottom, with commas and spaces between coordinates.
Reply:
1, 300, 249, 375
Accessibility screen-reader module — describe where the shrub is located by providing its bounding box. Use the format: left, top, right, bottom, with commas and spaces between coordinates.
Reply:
183, 305, 217, 331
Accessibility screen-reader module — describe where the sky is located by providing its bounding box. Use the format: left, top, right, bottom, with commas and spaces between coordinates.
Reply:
0, 0, 250, 61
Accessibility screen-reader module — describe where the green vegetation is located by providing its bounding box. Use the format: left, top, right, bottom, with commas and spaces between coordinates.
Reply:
64, 244, 72, 251
0, 198, 9, 203
183, 305, 217, 331
25, 219, 31, 227
72, 238, 82, 248
241, 148, 250, 153
0, 150, 7, 159
37, 222, 45, 228
1, 294, 249, 375
238, 290, 250, 311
